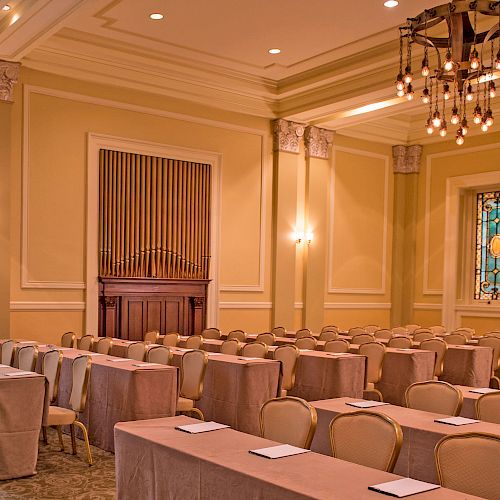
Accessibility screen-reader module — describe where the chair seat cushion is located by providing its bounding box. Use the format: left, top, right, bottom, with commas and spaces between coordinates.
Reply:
177, 397, 194, 412
47, 406, 77, 426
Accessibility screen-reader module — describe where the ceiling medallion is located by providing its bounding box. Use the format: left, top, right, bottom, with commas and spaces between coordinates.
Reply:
396, 0, 500, 145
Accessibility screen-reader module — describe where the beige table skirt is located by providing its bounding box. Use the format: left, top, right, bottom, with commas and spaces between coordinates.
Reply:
440, 345, 493, 387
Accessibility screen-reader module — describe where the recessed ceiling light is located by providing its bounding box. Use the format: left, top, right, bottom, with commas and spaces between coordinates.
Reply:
2, 4, 11, 11
149, 13, 163, 20
383, 0, 399, 7
268, 48, 281, 54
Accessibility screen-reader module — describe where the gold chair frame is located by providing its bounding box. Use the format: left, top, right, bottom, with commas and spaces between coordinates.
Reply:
15, 345, 39, 371
273, 344, 300, 395
359, 341, 385, 401
178, 349, 209, 420
404, 380, 463, 416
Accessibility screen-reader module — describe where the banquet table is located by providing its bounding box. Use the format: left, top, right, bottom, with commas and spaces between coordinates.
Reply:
439, 345, 493, 387
114, 415, 480, 500
0, 364, 47, 480
310, 397, 500, 484
37, 346, 178, 452
456, 385, 500, 419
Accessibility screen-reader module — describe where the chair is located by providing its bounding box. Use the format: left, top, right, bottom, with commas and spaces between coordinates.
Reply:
256, 332, 276, 346
321, 325, 338, 333
227, 330, 246, 342
455, 327, 475, 339
486, 331, 500, 339
374, 329, 393, 340
420, 338, 447, 379
94, 337, 113, 355
260, 397, 317, 449
295, 328, 312, 339
413, 327, 433, 336
443, 332, 467, 345
387, 336, 412, 349
351, 333, 374, 345
413, 331, 434, 343
185, 335, 203, 349
429, 325, 447, 335
405, 380, 462, 416
41, 349, 63, 404
318, 330, 337, 341
143, 330, 159, 344
241, 342, 268, 358
435, 432, 500, 499
201, 327, 221, 340
475, 391, 500, 424
177, 349, 208, 420
14, 345, 38, 371
163, 332, 180, 347
1, 339, 14, 365
405, 324, 421, 334
348, 327, 367, 337
391, 326, 408, 336
146, 345, 172, 365
329, 410, 402, 472
78, 335, 94, 351
273, 345, 300, 397
61, 332, 76, 348
324, 339, 350, 353
271, 326, 287, 336
127, 342, 147, 361
359, 342, 385, 401
364, 325, 380, 334
220, 339, 241, 355
295, 337, 317, 350
478, 336, 500, 388
43, 355, 93, 464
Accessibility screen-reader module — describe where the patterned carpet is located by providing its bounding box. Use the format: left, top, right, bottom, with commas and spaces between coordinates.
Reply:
0, 429, 115, 499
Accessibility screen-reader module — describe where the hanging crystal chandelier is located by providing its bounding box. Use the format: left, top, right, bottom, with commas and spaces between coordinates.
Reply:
396, 0, 500, 145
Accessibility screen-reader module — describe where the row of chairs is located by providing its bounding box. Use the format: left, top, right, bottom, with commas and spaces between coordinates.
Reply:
0, 341, 38, 371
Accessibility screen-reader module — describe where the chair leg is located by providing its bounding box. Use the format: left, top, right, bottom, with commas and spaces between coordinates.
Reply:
70, 424, 77, 455
73, 420, 93, 466
189, 408, 205, 421
56, 426, 64, 452
363, 389, 384, 402
490, 376, 500, 390
42, 426, 48, 444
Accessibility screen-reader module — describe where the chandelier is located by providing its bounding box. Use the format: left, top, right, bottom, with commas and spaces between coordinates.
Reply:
396, 0, 500, 145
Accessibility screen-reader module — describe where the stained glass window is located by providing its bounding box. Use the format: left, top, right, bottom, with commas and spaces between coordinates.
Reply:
475, 191, 500, 300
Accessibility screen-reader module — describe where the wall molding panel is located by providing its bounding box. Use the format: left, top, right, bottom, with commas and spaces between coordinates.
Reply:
219, 302, 273, 309
10, 301, 86, 311
324, 302, 391, 309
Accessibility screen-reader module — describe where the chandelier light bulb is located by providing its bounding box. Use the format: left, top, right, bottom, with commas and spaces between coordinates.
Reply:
466, 84, 474, 101
403, 66, 413, 84
432, 111, 442, 128
444, 52, 453, 71
439, 122, 448, 137
470, 49, 480, 70
443, 83, 451, 100
422, 88, 430, 104
461, 118, 469, 135
426, 118, 434, 135
456, 133, 465, 145
421, 57, 430, 77
406, 83, 414, 100
496, 51, 500, 70
397, 88, 405, 97
489, 81, 496, 99
473, 105, 482, 125
481, 121, 489, 132
485, 110, 494, 127
451, 107, 460, 125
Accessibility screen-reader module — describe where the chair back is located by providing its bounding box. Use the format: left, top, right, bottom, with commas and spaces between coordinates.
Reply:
318, 330, 337, 341
185, 335, 203, 350
329, 410, 402, 472
413, 327, 432, 336
42, 349, 63, 403
241, 342, 268, 359
163, 332, 180, 347
324, 339, 350, 353
486, 331, 500, 339
69, 355, 91, 413
295, 328, 312, 339
405, 324, 421, 334
15, 345, 38, 371
61, 332, 76, 348
444, 332, 467, 345
94, 337, 113, 355
475, 392, 500, 424
359, 342, 385, 385
1, 340, 14, 365
435, 432, 500, 499
351, 333, 374, 345
420, 338, 447, 377
295, 337, 317, 350
455, 327, 474, 339
429, 325, 447, 335
348, 327, 367, 336
146, 345, 172, 365
220, 339, 241, 356
391, 326, 408, 336
180, 349, 208, 401
127, 342, 147, 361
364, 325, 380, 334
374, 329, 393, 340
387, 336, 412, 349
201, 328, 221, 340
227, 330, 246, 342
273, 345, 300, 391
271, 326, 286, 336
413, 331, 434, 343
260, 397, 317, 449
478, 336, 500, 373
78, 335, 94, 351
405, 380, 462, 416
321, 325, 338, 333
256, 332, 276, 346
144, 330, 159, 344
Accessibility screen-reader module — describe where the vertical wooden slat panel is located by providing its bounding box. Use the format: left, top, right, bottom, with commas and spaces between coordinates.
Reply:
161, 159, 168, 277
149, 155, 156, 277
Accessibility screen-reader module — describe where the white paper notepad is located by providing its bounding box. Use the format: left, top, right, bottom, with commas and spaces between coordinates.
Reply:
368, 478, 440, 497
89, 353, 104, 356
207, 352, 224, 356
238, 357, 262, 361
175, 421, 229, 434
435, 416, 480, 426
469, 387, 500, 394
346, 401, 389, 408
249, 444, 310, 459
132, 363, 162, 367
0, 364, 9, 368
107, 358, 131, 362
4, 371, 36, 377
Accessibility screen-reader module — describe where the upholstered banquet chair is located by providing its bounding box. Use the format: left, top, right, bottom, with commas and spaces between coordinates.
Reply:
61, 331, 76, 348
256, 332, 276, 346
241, 342, 268, 359
413, 327, 433, 335
143, 330, 160, 344
41, 349, 63, 443
348, 327, 367, 337
486, 331, 500, 339
364, 325, 380, 334
413, 331, 434, 343
295, 337, 317, 350
359, 342, 385, 401
478, 336, 500, 388
420, 338, 447, 379
318, 330, 337, 342
271, 326, 286, 336
127, 342, 147, 361
405, 380, 462, 416
454, 327, 474, 339
435, 432, 500, 499
273, 345, 300, 397
163, 332, 180, 347
94, 337, 113, 355
201, 327, 221, 340
374, 329, 393, 340
429, 325, 447, 335
475, 391, 500, 424
387, 336, 412, 349
260, 397, 317, 449
351, 333, 374, 345
391, 326, 408, 336
295, 328, 312, 339
220, 339, 241, 356
146, 345, 172, 365
185, 335, 203, 350
443, 332, 468, 345
324, 339, 350, 353
405, 324, 421, 334
14, 345, 38, 371
177, 349, 208, 420
329, 411, 402, 472
227, 329, 246, 342
78, 335, 94, 351
43, 355, 93, 464
1, 339, 14, 365
321, 325, 338, 333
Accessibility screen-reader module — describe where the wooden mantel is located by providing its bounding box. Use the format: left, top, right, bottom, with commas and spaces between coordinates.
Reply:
98, 277, 210, 340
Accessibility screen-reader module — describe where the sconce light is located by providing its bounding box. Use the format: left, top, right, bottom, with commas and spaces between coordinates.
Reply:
293, 231, 314, 245
305, 232, 314, 244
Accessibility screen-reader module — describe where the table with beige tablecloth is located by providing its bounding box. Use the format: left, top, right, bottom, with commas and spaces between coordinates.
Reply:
310, 397, 500, 484
439, 345, 493, 387
114, 415, 480, 500
0, 365, 47, 480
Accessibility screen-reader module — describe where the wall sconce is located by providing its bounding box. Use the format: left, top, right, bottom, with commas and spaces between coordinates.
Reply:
305, 232, 314, 244
293, 231, 314, 245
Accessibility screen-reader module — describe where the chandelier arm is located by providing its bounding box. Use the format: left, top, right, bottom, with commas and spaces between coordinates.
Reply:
480, 24, 500, 63
413, 34, 443, 68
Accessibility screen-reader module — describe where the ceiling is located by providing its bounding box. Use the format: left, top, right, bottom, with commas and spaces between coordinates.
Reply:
0, 0, 498, 143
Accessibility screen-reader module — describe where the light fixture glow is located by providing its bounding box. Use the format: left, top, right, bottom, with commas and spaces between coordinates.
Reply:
384, 0, 399, 7
268, 48, 281, 54
149, 13, 163, 20
1, 4, 11, 11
